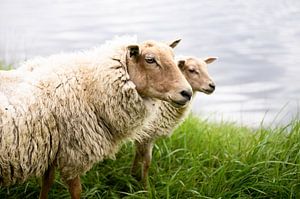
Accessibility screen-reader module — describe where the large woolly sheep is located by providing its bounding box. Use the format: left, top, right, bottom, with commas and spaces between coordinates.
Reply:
131, 56, 217, 187
0, 36, 193, 199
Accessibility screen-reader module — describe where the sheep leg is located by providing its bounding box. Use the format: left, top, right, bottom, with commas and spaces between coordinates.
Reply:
131, 139, 154, 188
141, 140, 154, 189
66, 176, 82, 199
131, 140, 143, 180
39, 164, 55, 199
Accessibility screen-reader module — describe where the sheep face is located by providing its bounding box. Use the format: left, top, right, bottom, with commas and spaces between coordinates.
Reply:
178, 57, 217, 94
126, 39, 192, 107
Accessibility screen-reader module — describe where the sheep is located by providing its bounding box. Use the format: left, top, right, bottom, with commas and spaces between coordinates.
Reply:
130, 56, 217, 187
0, 36, 193, 199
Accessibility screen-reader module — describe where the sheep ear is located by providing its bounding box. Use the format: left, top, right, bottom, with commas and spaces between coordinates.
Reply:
177, 60, 185, 69
127, 45, 140, 58
169, 39, 181, 48
204, 57, 217, 64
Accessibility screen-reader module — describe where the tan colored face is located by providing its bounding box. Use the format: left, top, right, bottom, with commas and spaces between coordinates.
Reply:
178, 57, 217, 94
126, 39, 193, 107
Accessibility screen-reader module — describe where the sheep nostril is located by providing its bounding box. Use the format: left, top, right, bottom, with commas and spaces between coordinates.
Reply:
209, 83, 215, 90
180, 90, 192, 101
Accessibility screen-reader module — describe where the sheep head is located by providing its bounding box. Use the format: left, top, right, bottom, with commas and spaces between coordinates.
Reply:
126, 39, 193, 107
178, 57, 217, 94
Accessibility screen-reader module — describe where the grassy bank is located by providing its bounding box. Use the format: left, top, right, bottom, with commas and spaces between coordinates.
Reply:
0, 60, 13, 70
0, 115, 300, 198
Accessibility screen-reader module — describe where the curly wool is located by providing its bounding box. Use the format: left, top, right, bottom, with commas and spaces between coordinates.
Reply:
0, 36, 155, 185
141, 98, 192, 142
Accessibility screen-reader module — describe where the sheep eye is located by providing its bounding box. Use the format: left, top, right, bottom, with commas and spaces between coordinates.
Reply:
188, 68, 196, 73
145, 55, 156, 64
145, 58, 155, 64
145, 57, 155, 64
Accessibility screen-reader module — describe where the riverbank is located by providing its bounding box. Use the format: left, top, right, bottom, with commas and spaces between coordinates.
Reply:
1, 115, 299, 198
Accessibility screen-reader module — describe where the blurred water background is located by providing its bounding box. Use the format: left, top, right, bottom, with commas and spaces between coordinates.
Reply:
0, 0, 299, 127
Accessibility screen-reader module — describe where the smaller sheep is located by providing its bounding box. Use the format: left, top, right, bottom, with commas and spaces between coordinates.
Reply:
131, 56, 217, 187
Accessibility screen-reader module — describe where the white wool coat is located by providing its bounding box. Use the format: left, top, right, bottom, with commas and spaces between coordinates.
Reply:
141, 99, 192, 142
0, 36, 155, 185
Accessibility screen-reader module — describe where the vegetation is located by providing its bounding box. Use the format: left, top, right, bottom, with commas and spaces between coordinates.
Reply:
0, 60, 14, 70
0, 115, 299, 198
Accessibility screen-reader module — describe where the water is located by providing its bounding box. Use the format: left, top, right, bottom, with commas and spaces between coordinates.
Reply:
1, 0, 299, 126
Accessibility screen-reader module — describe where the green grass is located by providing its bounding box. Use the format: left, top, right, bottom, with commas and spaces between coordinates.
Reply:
0, 60, 14, 70
1, 115, 300, 199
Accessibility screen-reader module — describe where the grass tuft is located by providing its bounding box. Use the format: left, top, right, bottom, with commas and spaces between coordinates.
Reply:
0, 60, 14, 70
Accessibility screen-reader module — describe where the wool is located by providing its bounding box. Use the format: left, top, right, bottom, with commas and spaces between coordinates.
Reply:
0, 36, 157, 185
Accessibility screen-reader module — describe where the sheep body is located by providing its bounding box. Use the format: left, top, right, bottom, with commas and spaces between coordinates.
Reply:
142, 100, 191, 139
0, 36, 156, 185
131, 95, 192, 187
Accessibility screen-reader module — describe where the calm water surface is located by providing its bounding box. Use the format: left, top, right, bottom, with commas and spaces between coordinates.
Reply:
1, 0, 300, 126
